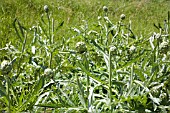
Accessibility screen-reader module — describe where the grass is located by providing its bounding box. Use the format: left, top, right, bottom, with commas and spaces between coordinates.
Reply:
0, 0, 170, 112
0, 0, 169, 47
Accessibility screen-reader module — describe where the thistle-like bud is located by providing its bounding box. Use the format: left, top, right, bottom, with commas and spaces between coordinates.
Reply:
0, 60, 12, 75
160, 41, 169, 53
109, 46, 117, 55
110, 46, 116, 52
103, 6, 108, 12
160, 41, 168, 49
44, 68, 53, 76
159, 93, 167, 100
120, 14, 126, 20
155, 33, 161, 39
76, 42, 87, 54
129, 45, 136, 53
44, 5, 49, 13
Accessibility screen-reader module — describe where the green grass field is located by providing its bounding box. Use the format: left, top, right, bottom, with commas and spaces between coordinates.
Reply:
0, 0, 169, 47
0, 0, 170, 112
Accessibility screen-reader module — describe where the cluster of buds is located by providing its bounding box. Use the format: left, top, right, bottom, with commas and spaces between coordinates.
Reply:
76, 42, 87, 54
0, 60, 12, 75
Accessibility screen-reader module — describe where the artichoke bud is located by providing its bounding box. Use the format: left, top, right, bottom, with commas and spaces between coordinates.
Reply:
120, 14, 126, 20
44, 68, 53, 76
0, 60, 12, 75
103, 6, 108, 12
44, 5, 49, 13
76, 42, 87, 54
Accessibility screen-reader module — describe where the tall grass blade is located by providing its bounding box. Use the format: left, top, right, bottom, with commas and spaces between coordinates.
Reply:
13, 19, 23, 42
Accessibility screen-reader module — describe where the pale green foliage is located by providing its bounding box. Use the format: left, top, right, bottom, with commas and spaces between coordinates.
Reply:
0, 0, 170, 113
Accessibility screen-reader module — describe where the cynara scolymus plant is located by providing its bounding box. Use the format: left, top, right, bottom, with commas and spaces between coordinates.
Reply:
0, 2, 170, 113
0, 4, 65, 112
70, 8, 170, 112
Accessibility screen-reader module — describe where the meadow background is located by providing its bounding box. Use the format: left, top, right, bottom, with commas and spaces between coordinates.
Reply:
0, 0, 170, 112
0, 0, 170, 47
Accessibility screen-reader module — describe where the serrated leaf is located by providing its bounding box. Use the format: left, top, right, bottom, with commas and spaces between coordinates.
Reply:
150, 97, 160, 105
17, 76, 44, 111
149, 92, 160, 105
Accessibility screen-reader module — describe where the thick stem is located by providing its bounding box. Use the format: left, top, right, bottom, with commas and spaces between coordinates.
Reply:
83, 53, 90, 109
51, 18, 54, 44
109, 49, 112, 112
49, 52, 53, 68
49, 18, 54, 68
130, 63, 134, 89
17, 32, 27, 78
168, 11, 170, 37
6, 76, 11, 113
47, 12, 51, 44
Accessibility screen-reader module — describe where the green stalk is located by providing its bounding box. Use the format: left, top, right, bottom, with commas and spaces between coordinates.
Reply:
49, 18, 54, 68
51, 18, 54, 44
21, 32, 28, 53
108, 46, 117, 112
17, 31, 27, 77
13, 19, 23, 42
109, 48, 112, 113
46, 12, 51, 44
76, 74, 86, 108
46, 12, 54, 68
5, 76, 11, 113
130, 63, 134, 89
83, 53, 90, 109
168, 11, 170, 37
127, 20, 132, 44
49, 52, 53, 68
86, 74, 90, 109
46, 12, 51, 68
